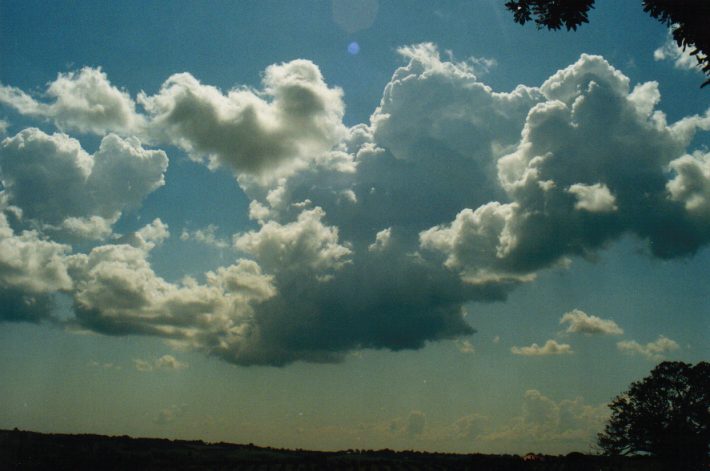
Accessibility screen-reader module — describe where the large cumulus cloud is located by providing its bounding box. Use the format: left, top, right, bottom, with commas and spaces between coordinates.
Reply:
139, 60, 347, 179
0, 128, 168, 239
421, 54, 710, 284
0, 46, 709, 366
0, 67, 143, 135
0, 213, 72, 322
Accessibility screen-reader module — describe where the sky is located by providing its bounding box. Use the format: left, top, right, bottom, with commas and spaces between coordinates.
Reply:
0, 0, 708, 455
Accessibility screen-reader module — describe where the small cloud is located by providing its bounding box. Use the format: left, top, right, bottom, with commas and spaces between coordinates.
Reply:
155, 354, 188, 370
492, 335, 501, 344
180, 224, 229, 249
654, 30, 705, 72
481, 390, 609, 451
559, 309, 623, 335
134, 354, 188, 372
133, 358, 153, 372
617, 335, 679, 361
467, 56, 497, 76
368, 227, 392, 252
154, 404, 188, 425
567, 183, 617, 213
0, 119, 8, 135
511, 340, 573, 356
456, 339, 475, 354
88, 360, 121, 370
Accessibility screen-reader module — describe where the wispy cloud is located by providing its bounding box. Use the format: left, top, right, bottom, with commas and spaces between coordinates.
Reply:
180, 224, 229, 249
134, 355, 188, 372
654, 30, 706, 72
154, 404, 188, 425
617, 335, 679, 361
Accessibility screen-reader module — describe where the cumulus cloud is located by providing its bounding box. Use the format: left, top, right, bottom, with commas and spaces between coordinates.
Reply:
1, 61, 346, 180
560, 309, 623, 335
511, 339, 573, 356
0, 213, 71, 322
567, 183, 617, 213
654, 31, 706, 72
234, 207, 351, 279
617, 335, 679, 361
0, 46, 708, 366
0, 128, 167, 238
667, 150, 710, 216
423, 53, 710, 286
482, 390, 608, 452
139, 60, 346, 179
0, 67, 143, 134
67, 226, 276, 345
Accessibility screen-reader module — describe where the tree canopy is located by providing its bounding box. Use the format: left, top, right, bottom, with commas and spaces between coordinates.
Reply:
504, 0, 710, 87
597, 361, 710, 469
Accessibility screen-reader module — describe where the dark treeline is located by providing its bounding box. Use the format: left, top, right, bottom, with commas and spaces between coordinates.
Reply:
1, 428, 665, 471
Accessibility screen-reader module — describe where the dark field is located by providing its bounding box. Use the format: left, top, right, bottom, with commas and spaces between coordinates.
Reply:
0, 429, 666, 470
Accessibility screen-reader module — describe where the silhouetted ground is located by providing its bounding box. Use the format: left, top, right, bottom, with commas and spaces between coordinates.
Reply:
0, 429, 664, 470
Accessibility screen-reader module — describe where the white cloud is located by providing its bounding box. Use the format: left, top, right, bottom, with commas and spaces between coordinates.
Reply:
617, 335, 679, 361
424, 53, 710, 286
667, 150, 710, 215
368, 227, 392, 252
67, 230, 275, 346
234, 207, 351, 278
180, 224, 229, 249
0, 67, 143, 134
419, 202, 523, 284
482, 390, 608, 453
139, 60, 346, 180
134, 354, 188, 372
567, 183, 617, 213
511, 339, 573, 356
0, 213, 72, 295
456, 339, 475, 354
58, 216, 117, 241
0, 128, 167, 238
654, 30, 705, 72
0, 46, 709, 366
560, 309, 623, 335
0, 212, 74, 323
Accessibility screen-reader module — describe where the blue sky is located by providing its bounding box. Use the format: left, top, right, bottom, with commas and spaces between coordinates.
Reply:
0, 0, 708, 454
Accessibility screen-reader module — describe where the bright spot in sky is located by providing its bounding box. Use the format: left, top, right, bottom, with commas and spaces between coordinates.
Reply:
348, 41, 360, 55
332, 0, 379, 33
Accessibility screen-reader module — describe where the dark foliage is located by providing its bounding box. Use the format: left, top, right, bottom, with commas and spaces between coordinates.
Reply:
504, 0, 595, 30
597, 361, 710, 470
504, 0, 710, 87
1, 428, 663, 470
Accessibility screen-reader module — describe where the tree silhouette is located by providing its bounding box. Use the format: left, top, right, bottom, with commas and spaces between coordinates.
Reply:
504, 0, 710, 87
597, 361, 710, 470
